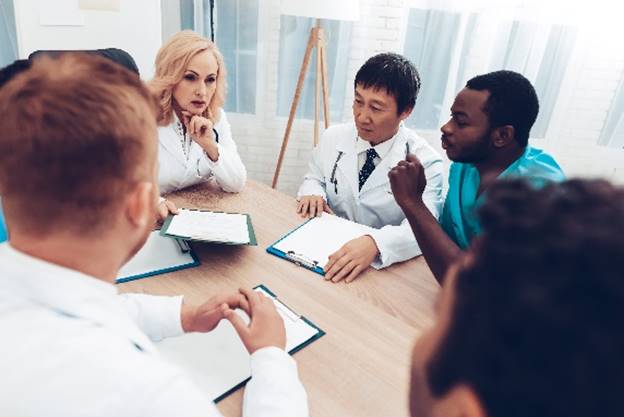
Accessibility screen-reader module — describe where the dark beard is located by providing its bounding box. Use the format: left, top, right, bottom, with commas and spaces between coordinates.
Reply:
450, 129, 492, 164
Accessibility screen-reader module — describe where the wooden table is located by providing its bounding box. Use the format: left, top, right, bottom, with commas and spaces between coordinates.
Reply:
118, 180, 440, 417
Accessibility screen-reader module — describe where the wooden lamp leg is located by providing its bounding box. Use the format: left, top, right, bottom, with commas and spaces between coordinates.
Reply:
314, 25, 322, 147
319, 28, 330, 131
272, 27, 318, 189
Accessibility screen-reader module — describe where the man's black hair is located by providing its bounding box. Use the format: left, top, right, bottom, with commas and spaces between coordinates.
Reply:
354, 52, 421, 115
427, 178, 624, 417
0, 59, 31, 89
466, 70, 539, 147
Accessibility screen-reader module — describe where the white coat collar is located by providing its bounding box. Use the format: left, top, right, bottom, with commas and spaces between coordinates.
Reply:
0, 243, 156, 353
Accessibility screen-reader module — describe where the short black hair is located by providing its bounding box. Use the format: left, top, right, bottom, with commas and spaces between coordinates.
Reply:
354, 52, 421, 115
0, 59, 31, 89
466, 70, 539, 147
427, 179, 624, 417
29, 48, 140, 75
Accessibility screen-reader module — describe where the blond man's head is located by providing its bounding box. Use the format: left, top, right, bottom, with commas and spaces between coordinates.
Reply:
0, 53, 159, 237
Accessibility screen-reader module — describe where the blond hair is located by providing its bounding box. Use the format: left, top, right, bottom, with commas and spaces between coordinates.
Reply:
149, 30, 227, 126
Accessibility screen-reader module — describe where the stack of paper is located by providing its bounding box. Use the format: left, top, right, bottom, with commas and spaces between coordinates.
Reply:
163, 209, 253, 245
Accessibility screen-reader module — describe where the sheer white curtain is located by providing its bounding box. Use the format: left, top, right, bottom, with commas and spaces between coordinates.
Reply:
276, 17, 352, 121
599, 74, 624, 149
161, 0, 259, 114
403, 0, 577, 139
0, 0, 18, 67
214, 0, 259, 114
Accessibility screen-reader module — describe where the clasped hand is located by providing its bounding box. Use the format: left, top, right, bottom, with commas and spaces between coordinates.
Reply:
181, 110, 219, 161
182, 288, 286, 354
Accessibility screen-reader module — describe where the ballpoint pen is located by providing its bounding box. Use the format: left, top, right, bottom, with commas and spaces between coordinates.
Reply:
405, 141, 410, 157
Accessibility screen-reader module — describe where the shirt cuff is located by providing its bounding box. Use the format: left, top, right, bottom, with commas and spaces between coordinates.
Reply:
297, 182, 327, 201
250, 346, 298, 378
119, 293, 185, 342
367, 230, 389, 269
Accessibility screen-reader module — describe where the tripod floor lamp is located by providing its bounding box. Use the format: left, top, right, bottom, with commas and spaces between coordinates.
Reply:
272, 0, 360, 189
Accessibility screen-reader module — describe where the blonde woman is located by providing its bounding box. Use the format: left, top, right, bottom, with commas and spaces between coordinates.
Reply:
150, 31, 246, 202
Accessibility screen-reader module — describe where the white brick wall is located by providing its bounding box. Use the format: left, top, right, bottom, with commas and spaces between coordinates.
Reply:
229, 0, 624, 197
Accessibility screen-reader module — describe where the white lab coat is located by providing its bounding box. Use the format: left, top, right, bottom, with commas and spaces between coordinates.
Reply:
298, 122, 444, 268
158, 109, 247, 194
0, 243, 308, 417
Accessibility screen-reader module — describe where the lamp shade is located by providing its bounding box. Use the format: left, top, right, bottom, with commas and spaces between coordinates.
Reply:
279, 0, 360, 21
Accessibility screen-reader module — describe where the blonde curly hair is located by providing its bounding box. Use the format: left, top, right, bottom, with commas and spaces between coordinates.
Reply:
149, 30, 227, 126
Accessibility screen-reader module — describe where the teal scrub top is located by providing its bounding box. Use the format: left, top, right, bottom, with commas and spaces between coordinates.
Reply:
440, 146, 565, 249
0, 204, 6, 243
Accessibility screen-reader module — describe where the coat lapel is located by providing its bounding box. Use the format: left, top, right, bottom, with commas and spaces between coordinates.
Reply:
158, 121, 189, 167
335, 127, 359, 198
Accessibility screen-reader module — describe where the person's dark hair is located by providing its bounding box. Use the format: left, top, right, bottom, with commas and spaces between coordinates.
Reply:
426, 178, 624, 417
28, 48, 140, 75
0, 59, 31, 89
466, 70, 539, 147
354, 52, 421, 115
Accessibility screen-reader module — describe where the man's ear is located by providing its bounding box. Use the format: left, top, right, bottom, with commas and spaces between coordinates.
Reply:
125, 181, 154, 228
399, 106, 414, 122
433, 384, 487, 417
491, 125, 515, 148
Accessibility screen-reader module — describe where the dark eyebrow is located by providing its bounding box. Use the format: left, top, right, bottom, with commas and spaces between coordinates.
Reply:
452, 110, 469, 120
370, 99, 387, 108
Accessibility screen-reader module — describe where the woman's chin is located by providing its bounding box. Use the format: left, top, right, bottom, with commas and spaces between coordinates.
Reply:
184, 107, 205, 115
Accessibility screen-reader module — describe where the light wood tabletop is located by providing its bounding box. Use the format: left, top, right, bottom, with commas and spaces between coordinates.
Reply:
118, 179, 440, 417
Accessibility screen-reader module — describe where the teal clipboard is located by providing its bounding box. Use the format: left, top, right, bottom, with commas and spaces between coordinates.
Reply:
213, 284, 325, 402
161, 209, 257, 246
266, 219, 325, 276
116, 231, 200, 283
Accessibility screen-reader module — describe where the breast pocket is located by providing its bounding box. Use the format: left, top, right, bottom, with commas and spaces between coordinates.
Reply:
327, 168, 349, 207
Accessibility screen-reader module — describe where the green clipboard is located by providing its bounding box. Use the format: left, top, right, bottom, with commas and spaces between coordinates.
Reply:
160, 208, 257, 246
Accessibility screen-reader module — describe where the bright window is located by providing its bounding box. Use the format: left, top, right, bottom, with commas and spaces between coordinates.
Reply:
403, 7, 576, 140
0, 0, 18, 67
167, 0, 260, 115
277, 17, 352, 121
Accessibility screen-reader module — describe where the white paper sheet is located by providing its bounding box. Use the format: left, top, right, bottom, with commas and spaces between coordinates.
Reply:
156, 287, 321, 402
272, 213, 376, 269
166, 209, 250, 244
116, 231, 196, 282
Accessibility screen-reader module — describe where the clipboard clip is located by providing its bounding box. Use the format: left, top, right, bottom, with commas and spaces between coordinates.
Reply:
286, 251, 321, 271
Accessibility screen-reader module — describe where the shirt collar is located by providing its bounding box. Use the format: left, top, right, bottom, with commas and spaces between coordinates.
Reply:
0, 243, 155, 352
0, 242, 117, 301
356, 127, 402, 159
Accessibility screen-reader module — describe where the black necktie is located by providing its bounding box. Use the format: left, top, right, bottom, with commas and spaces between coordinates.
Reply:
359, 148, 378, 191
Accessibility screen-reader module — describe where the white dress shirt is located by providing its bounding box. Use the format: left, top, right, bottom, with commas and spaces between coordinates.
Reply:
158, 109, 247, 194
298, 122, 444, 268
0, 243, 308, 417
356, 135, 395, 172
